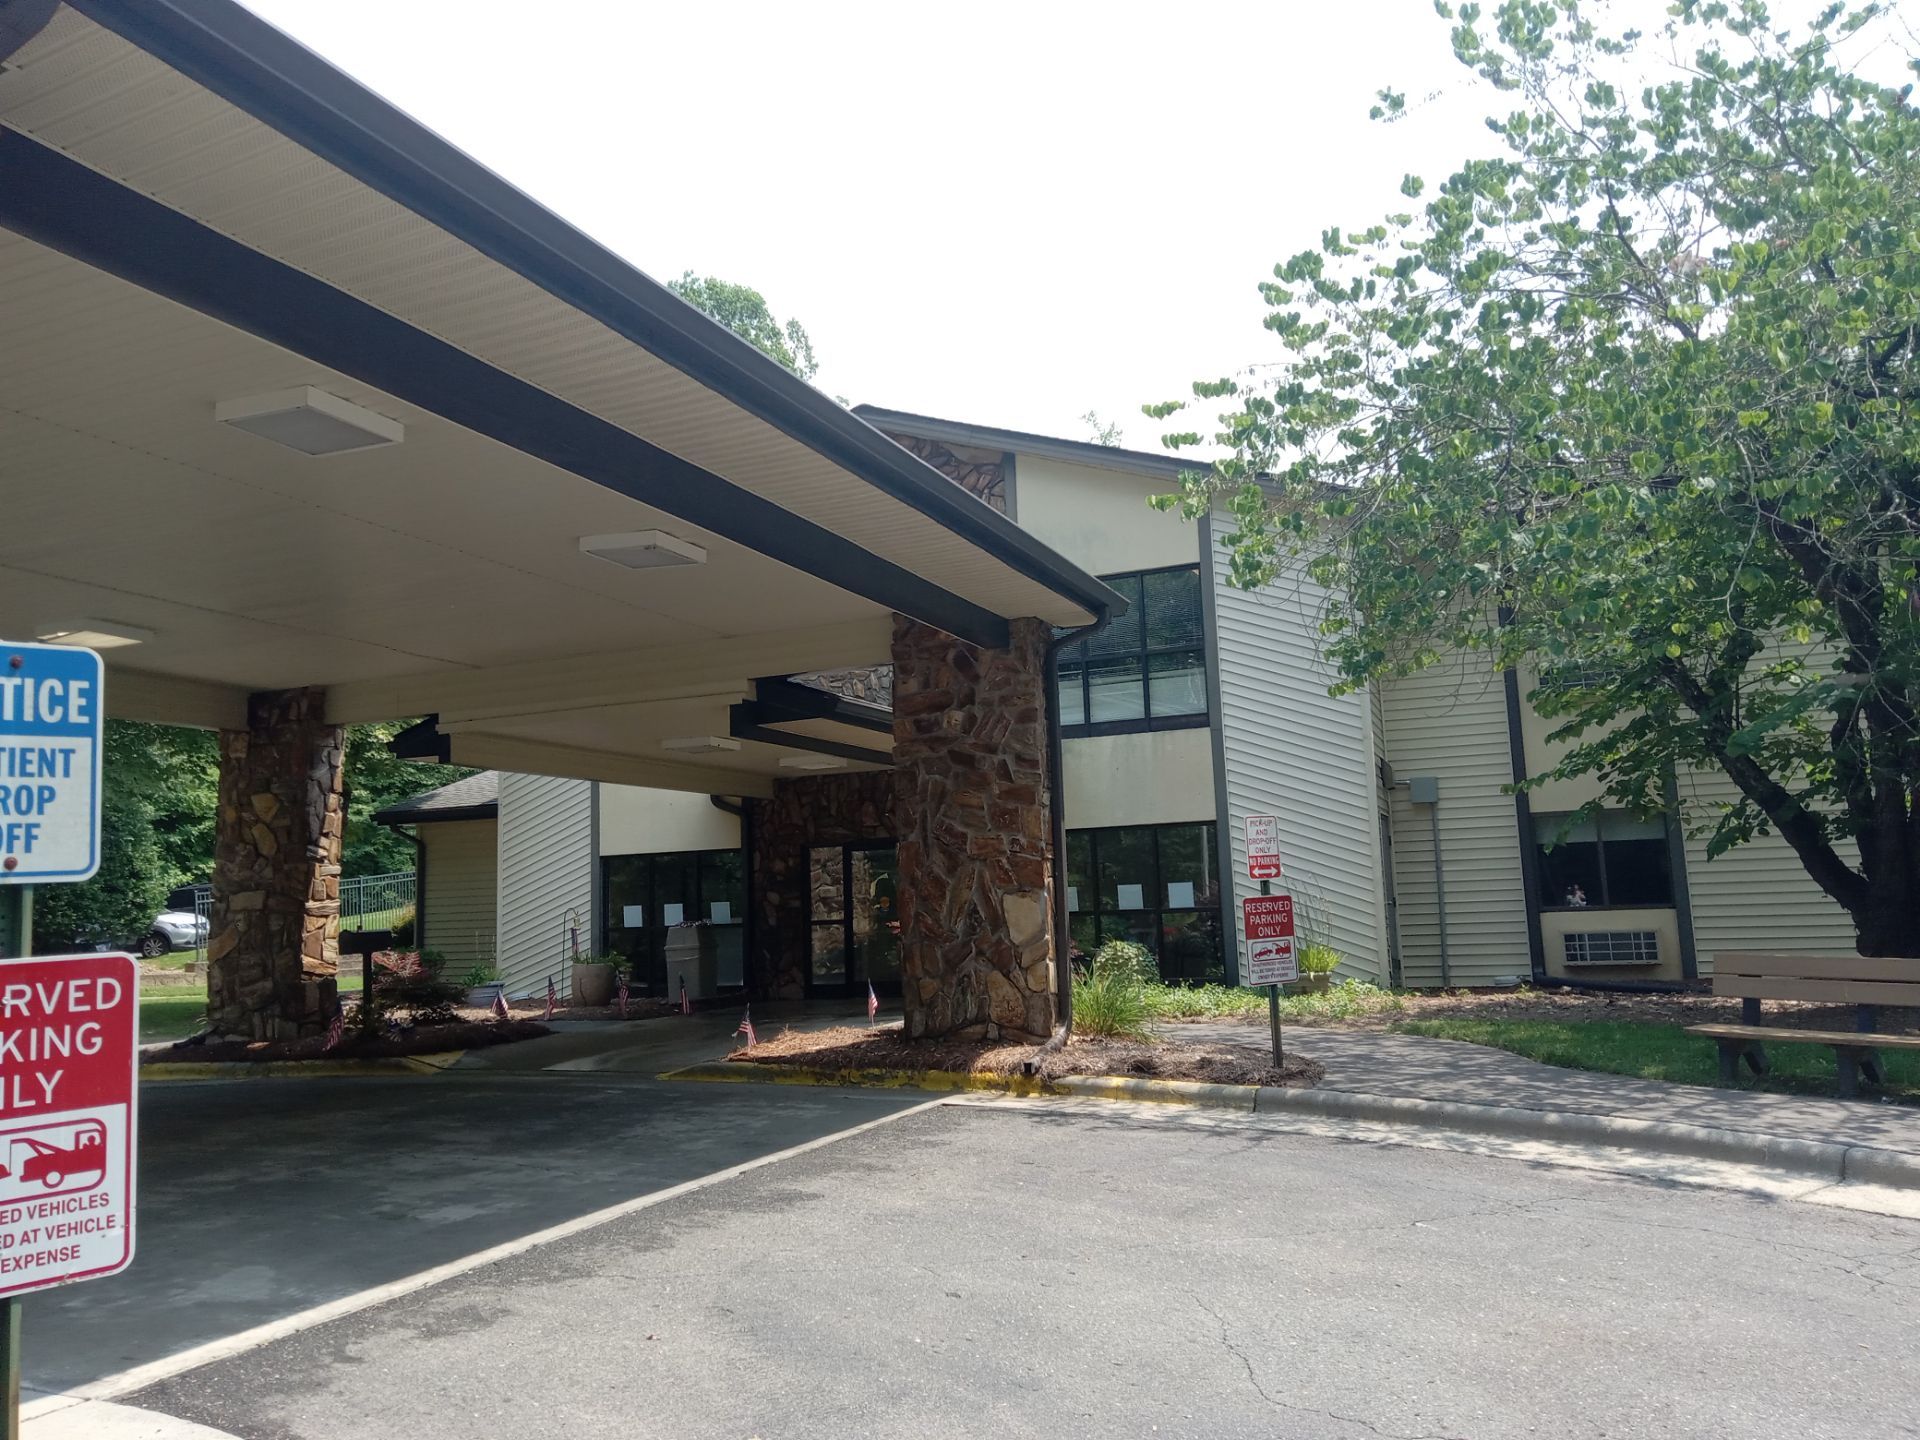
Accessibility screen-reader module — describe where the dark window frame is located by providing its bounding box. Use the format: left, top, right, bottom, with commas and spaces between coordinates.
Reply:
1067, 822, 1224, 984
1534, 809, 1675, 912
1058, 563, 1210, 738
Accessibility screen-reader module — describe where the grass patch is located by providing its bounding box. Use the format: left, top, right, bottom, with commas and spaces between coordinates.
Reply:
1395, 1018, 1920, 1104
1145, 978, 1409, 1024
140, 992, 208, 1046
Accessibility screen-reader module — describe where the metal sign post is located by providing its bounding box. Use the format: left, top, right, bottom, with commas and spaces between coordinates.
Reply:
1263, 880, 1282, 1067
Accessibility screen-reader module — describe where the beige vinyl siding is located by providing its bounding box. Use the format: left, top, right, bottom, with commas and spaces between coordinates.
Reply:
1212, 536, 1387, 980
496, 774, 595, 997
1380, 654, 1532, 987
419, 820, 497, 971
1676, 767, 1858, 970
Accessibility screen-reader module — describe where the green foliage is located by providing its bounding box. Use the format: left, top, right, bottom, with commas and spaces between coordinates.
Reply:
1082, 410, 1125, 446
457, 963, 498, 989
1297, 942, 1342, 976
1163, 2, 1920, 952
667, 271, 819, 381
340, 722, 470, 879
1072, 939, 1156, 1038
389, 905, 417, 948
33, 721, 216, 951
1143, 977, 1406, 1022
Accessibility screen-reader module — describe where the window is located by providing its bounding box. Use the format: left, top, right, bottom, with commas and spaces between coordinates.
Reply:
602, 849, 746, 994
1057, 567, 1209, 734
1535, 811, 1674, 909
1065, 822, 1223, 983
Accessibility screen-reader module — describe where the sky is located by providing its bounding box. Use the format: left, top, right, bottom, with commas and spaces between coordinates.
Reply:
226, 1, 1672, 448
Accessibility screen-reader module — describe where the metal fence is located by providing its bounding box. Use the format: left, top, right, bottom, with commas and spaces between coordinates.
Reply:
339, 871, 417, 935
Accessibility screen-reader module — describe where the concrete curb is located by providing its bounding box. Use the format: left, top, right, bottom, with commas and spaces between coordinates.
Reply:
141, 1051, 465, 1081
660, 1061, 1062, 1096
1252, 1086, 1920, 1191
666, 1060, 1920, 1193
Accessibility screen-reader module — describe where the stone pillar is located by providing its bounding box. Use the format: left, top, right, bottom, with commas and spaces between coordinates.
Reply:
207, 688, 345, 1039
891, 615, 1055, 1041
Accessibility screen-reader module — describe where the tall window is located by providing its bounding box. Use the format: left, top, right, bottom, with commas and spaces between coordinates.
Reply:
1535, 811, 1674, 909
1065, 822, 1223, 982
1057, 566, 1209, 734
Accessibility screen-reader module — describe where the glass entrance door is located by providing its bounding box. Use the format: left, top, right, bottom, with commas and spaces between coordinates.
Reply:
808, 842, 900, 995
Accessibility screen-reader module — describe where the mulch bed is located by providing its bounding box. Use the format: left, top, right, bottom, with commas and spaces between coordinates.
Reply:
142, 1019, 551, 1065
727, 1023, 1323, 1088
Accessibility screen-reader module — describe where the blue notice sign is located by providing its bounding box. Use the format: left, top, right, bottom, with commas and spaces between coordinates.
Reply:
0, 642, 103, 883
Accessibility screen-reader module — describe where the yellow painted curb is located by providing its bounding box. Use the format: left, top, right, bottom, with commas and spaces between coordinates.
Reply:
141, 1050, 466, 1081
659, 1061, 1064, 1097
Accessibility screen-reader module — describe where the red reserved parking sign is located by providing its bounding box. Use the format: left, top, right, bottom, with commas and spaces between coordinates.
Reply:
0, 953, 136, 1298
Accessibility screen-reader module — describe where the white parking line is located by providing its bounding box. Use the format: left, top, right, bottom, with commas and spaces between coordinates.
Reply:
28, 1095, 948, 1416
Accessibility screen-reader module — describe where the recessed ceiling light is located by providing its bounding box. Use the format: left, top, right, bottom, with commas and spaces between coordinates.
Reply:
579, 531, 707, 570
661, 736, 740, 755
215, 386, 404, 456
778, 754, 849, 771
36, 620, 153, 650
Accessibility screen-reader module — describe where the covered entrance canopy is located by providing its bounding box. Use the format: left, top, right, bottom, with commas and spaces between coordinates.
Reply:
0, 0, 1120, 1043
0, 0, 1114, 792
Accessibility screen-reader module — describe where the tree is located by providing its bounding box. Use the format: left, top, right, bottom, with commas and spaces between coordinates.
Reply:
1082, 410, 1126, 446
32, 722, 217, 950
667, 271, 819, 381
1155, 1, 1920, 955
339, 721, 471, 879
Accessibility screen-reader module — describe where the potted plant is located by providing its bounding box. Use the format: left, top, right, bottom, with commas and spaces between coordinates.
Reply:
571, 951, 621, 1008
460, 964, 503, 1010
1289, 942, 1341, 995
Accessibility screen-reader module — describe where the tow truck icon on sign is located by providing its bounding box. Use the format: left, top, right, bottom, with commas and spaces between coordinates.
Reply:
0, 1121, 107, 1201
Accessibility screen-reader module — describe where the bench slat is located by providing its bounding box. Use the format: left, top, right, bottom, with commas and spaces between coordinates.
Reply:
1687, 1022, 1920, 1048
1686, 1023, 1920, 1049
1713, 953, 1920, 983
1712, 975, 1920, 1007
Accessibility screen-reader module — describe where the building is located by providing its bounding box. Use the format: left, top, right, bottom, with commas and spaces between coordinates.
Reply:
396, 410, 1859, 1003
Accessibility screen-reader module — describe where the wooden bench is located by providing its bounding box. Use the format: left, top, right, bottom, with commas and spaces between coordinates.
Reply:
1687, 952, 1920, 1098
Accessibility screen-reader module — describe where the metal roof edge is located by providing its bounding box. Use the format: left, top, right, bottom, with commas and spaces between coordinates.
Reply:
67, 0, 1121, 628
854, 405, 1217, 484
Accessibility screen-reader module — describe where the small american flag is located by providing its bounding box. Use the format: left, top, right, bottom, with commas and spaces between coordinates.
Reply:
618, 973, 629, 1018
491, 987, 510, 1021
735, 1004, 756, 1048
680, 978, 692, 1016
544, 975, 557, 1020
323, 1005, 344, 1051
868, 980, 879, 1023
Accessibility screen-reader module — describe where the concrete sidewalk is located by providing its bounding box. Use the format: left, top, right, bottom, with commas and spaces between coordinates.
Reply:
1171, 1019, 1920, 1156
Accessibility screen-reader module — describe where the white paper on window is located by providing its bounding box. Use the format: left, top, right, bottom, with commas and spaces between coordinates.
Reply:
621, 905, 645, 927
709, 901, 733, 924
1066, 887, 1080, 912
1116, 883, 1145, 910
1166, 881, 1196, 909
661, 903, 685, 926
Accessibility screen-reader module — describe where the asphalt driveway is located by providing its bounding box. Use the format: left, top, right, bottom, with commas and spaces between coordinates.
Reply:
118, 1102, 1920, 1440
27, 1069, 922, 1396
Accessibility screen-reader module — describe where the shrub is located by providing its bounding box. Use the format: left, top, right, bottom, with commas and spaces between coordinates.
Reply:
1072, 939, 1155, 1039
457, 964, 498, 989
370, 948, 465, 1025
1298, 942, 1341, 976
389, 906, 417, 947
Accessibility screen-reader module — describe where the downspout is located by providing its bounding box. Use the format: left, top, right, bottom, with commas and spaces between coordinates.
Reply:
1041, 609, 1113, 1047
400, 825, 426, 950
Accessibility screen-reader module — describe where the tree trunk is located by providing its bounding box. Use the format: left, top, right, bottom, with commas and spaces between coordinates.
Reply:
1851, 889, 1920, 957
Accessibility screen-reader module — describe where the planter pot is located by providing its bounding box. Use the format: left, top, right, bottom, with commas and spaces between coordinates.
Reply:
1285, 973, 1333, 996
467, 981, 504, 1009
571, 962, 616, 1008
